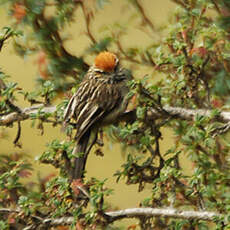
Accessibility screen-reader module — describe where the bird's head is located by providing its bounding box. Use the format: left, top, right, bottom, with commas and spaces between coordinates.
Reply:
94, 51, 119, 73
93, 51, 132, 81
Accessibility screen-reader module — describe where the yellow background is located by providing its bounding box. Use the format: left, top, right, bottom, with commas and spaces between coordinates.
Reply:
0, 0, 178, 227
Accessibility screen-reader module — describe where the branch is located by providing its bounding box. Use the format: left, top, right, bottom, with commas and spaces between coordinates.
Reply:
135, 0, 155, 32
0, 78, 22, 113
32, 11, 89, 75
106, 208, 221, 222
80, 2, 97, 44
0, 207, 223, 227
211, 0, 222, 15
0, 27, 16, 51
43, 208, 224, 225
1, 104, 230, 126
115, 34, 155, 66
0, 104, 56, 126
171, 0, 188, 9
148, 105, 230, 123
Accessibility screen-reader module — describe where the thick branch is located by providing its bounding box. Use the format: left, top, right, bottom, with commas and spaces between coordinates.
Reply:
106, 208, 221, 222
0, 105, 56, 126
43, 208, 223, 225
1, 104, 230, 126
0, 207, 223, 226
148, 105, 230, 123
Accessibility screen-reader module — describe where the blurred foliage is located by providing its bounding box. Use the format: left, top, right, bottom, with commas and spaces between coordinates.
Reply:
2, 0, 230, 229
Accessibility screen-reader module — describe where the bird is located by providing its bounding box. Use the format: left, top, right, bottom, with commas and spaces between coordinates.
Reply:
63, 51, 132, 180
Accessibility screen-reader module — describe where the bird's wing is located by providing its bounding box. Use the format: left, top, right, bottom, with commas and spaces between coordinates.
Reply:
63, 95, 77, 124
64, 78, 121, 141
62, 70, 96, 124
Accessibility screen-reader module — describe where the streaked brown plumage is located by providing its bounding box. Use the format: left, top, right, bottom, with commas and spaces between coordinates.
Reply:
63, 52, 132, 179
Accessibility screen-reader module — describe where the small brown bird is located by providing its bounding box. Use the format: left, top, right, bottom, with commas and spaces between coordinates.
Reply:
63, 51, 132, 179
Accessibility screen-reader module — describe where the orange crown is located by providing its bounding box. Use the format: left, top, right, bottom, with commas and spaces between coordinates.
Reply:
94, 51, 117, 72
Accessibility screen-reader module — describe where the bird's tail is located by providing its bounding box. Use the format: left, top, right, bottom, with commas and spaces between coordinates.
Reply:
72, 131, 90, 180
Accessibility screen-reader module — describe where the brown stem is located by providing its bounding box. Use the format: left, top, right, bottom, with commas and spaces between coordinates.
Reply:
135, 0, 155, 32
211, 0, 222, 14
80, 2, 97, 44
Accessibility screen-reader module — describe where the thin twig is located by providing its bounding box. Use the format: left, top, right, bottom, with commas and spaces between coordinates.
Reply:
80, 2, 97, 44
199, 56, 211, 107
211, 0, 222, 14
13, 121, 22, 147
31, 12, 89, 75
135, 0, 155, 33
0, 28, 14, 51
171, 0, 188, 9
116, 36, 144, 65
0, 78, 22, 113
211, 121, 230, 137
